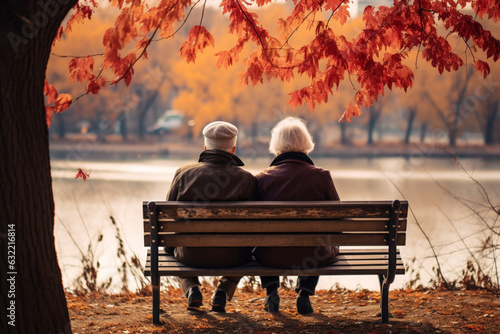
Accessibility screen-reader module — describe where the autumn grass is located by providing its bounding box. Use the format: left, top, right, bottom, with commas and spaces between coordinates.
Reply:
58, 211, 153, 294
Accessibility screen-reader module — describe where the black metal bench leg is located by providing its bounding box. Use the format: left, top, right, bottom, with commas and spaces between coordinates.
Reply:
152, 273, 160, 325
379, 274, 389, 323
149, 201, 161, 325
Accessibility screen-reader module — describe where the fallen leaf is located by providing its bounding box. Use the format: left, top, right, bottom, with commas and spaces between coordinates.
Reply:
464, 324, 484, 332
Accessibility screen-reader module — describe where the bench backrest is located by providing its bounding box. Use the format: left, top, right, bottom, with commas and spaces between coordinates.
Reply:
143, 200, 408, 248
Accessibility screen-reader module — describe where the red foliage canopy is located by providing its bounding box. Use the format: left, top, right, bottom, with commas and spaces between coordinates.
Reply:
45, 0, 500, 124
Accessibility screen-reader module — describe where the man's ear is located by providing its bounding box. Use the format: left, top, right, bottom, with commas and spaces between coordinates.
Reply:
231, 146, 236, 154
204, 145, 207, 150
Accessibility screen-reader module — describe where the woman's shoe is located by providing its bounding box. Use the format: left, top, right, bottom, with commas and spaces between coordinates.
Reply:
211, 290, 227, 313
264, 289, 280, 313
296, 292, 313, 315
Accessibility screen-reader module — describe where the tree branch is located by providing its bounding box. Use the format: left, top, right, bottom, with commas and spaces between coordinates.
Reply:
51, 53, 104, 58
279, 8, 316, 51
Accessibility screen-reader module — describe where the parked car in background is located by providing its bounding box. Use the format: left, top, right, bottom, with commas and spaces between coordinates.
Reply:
148, 110, 185, 135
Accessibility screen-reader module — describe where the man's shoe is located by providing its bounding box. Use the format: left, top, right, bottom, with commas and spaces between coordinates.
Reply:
211, 290, 227, 313
297, 292, 313, 315
264, 289, 280, 313
187, 286, 203, 311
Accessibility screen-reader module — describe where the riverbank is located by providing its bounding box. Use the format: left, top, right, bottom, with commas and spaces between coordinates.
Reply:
49, 134, 500, 160
68, 285, 499, 333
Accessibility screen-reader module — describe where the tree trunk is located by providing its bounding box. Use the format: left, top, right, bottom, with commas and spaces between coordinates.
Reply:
340, 121, 348, 145
448, 68, 474, 147
484, 101, 499, 146
449, 103, 459, 147
138, 90, 158, 140
367, 105, 382, 145
251, 121, 258, 146
57, 112, 66, 139
404, 108, 416, 144
420, 122, 428, 143
119, 112, 128, 142
0, 1, 77, 333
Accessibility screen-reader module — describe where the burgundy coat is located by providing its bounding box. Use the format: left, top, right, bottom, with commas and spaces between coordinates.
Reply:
254, 152, 340, 269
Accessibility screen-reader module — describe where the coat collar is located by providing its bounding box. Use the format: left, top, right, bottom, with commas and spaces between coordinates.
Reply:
198, 149, 245, 166
270, 152, 314, 166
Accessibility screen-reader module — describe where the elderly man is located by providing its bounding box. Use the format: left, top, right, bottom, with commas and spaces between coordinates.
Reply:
166, 121, 256, 313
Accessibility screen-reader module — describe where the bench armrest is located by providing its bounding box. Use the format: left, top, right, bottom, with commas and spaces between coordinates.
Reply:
386, 199, 401, 285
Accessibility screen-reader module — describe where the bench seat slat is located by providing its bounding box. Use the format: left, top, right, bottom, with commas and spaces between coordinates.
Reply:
145, 266, 405, 277
149, 253, 402, 263
151, 259, 405, 269
145, 233, 406, 247
143, 201, 409, 220
144, 250, 405, 276
145, 263, 405, 277
144, 219, 407, 233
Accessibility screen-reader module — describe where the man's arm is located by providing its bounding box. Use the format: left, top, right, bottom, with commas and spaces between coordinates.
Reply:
166, 169, 182, 201
165, 169, 182, 254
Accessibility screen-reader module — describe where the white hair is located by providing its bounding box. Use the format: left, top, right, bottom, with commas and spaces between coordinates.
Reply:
204, 137, 237, 152
269, 117, 315, 155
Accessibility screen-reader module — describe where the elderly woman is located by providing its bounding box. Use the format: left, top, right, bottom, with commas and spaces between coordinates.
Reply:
255, 117, 340, 315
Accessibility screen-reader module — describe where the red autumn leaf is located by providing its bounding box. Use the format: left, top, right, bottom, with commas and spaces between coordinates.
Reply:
43, 80, 72, 125
54, 94, 73, 112
464, 324, 484, 332
215, 51, 233, 69
287, 90, 303, 109
328, 0, 350, 25
473, 60, 490, 78
180, 26, 214, 64
354, 90, 372, 108
45, 106, 55, 127
75, 169, 90, 182
179, 41, 197, 64
86, 77, 106, 95
43, 80, 58, 104
69, 56, 95, 82
64, 4, 95, 34
123, 68, 133, 86
392, 309, 406, 317
340, 102, 362, 122
53, 26, 63, 46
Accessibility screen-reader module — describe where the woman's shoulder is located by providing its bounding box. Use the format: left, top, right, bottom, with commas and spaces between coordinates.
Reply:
310, 164, 332, 173
255, 165, 276, 179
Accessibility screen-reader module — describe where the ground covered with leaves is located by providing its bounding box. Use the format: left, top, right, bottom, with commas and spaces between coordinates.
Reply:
68, 284, 500, 334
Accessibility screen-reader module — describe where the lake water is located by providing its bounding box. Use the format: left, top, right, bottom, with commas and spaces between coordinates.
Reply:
51, 156, 500, 292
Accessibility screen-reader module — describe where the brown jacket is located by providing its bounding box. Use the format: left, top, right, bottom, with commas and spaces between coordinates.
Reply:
254, 152, 340, 269
167, 149, 256, 268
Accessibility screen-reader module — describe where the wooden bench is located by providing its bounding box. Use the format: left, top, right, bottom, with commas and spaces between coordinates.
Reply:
143, 200, 408, 325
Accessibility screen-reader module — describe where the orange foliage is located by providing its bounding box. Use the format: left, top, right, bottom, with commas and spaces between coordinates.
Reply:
45, 0, 500, 126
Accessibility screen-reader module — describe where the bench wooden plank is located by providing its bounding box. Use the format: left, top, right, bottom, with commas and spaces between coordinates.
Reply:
147, 266, 405, 277
143, 201, 409, 220
144, 219, 408, 233
149, 253, 402, 262
144, 233, 406, 247
144, 252, 405, 277
151, 259, 406, 269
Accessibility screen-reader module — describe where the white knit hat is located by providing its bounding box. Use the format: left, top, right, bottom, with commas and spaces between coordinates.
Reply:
202, 121, 238, 150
